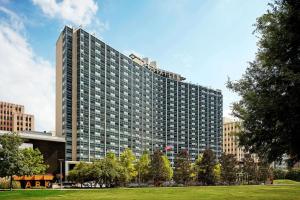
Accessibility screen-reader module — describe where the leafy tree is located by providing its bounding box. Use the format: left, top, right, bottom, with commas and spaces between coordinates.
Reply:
150, 150, 173, 186
0, 133, 49, 190
102, 152, 121, 187
68, 162, 92, 187
119, 148, 137, 185
20, 148, 48, 176
241, 154, 257, 184
91, 160, 104, 187
162, 155, 173, 181
136, 151, 151, 184
273, 168, 287, 179
214, 163, 221, 183
257, 161, 273, 184
195, 149, 217, 185
227, 0, 300, 165
0, 133, 23, 190
174, 150, 192, 185
219, 154, 238, 184
189, 163, 198, 182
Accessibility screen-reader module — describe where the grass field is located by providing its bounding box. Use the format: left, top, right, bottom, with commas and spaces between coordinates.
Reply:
273, 179, 300, 185
1, 185, 300, 200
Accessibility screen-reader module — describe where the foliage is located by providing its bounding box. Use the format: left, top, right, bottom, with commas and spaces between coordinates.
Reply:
119, 149, 137, 185
219, 154, 238, 185
241, 154, 258, 184
0, 133, 23, 178
101, 152, 121, 187
214, 163, 221, 183
273, 169, 288, 179
0, 178, 21, 189
150, 150, 173, 186
227, 0, 300, 165
174, 150, 192, 185
0, 133, 23, 190
19, 148, 48, 175
286, 168, 300, 182
0, 133, 49, 190
136, 151, 151, 183
257, 161, 273, 183
90, 160, 104, 187
162, 155, 173, 181
68, 162, 93, 187
189, 163, 197, 182
195, 149, 217, 185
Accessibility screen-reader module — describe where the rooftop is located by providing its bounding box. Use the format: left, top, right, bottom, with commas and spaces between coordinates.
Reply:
129, 54, 186, 82
0, 131, 65, 143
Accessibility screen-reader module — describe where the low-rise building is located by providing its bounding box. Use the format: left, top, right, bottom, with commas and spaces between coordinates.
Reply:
0, 130, 65, 174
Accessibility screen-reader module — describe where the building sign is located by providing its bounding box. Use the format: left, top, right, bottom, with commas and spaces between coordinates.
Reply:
13, 175, 54, 189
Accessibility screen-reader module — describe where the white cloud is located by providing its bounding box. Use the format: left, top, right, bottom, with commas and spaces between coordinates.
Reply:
0, 7, 55, 131
32, 0, 98, 27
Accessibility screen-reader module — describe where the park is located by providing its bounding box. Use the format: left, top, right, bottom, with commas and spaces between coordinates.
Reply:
1, 0, 300, 199
1, 184, 300, 200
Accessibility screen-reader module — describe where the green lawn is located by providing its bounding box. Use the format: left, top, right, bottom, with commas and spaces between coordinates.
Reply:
274, 179, 300, 185
1, 185, 300, 200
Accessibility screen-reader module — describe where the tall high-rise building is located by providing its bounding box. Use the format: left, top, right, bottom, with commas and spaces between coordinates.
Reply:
56, 26, 223, 164
0, 101, 34, 132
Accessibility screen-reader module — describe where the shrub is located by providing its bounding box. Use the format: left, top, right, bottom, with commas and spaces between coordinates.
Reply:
0, 178, 21, 189
286, 169, 300, 181
273, 169, 287, 179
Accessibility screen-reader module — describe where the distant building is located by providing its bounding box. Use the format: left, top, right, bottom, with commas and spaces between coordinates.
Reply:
223, 118, 258, 162
0, 101, 34, 132
223, 119, 245, 162
56, 26, 223, 165
0, 130, 65, 174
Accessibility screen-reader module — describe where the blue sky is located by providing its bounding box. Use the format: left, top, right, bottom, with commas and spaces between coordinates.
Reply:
0, 0, 270, 131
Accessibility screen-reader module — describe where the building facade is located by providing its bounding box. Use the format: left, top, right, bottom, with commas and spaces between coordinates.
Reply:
223, 119, 245, 162
0, 101, 34, 132
56, 26, 223, 163
223, 118, 258, 162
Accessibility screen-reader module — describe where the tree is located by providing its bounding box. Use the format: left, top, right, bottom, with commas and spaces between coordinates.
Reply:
136, 151, 151, 184
214, 163, 221, 183
102, 152, 121, 187
91, 160, 104, 187
174, 150, 192, 185
150, 150, 173, 186
241, 154, 257, 184
162, 155, 173, 181
0, 133, 49, 190
257, 160, 273, 184
20, 148, 48, 176
119, 148, 137, 185
195, 149, 217, 185
219, 154, 238, 185
68, 162, 92, 187
227, 0, 300, 165
0, 133, 23, 190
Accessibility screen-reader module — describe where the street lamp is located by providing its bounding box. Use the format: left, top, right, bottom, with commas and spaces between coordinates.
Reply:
58, 159, 64, 190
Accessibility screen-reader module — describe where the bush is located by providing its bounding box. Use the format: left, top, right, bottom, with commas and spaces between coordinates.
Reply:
273, 169, 287, 179
0, 178, 21, 189
286, 169, 300, 181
